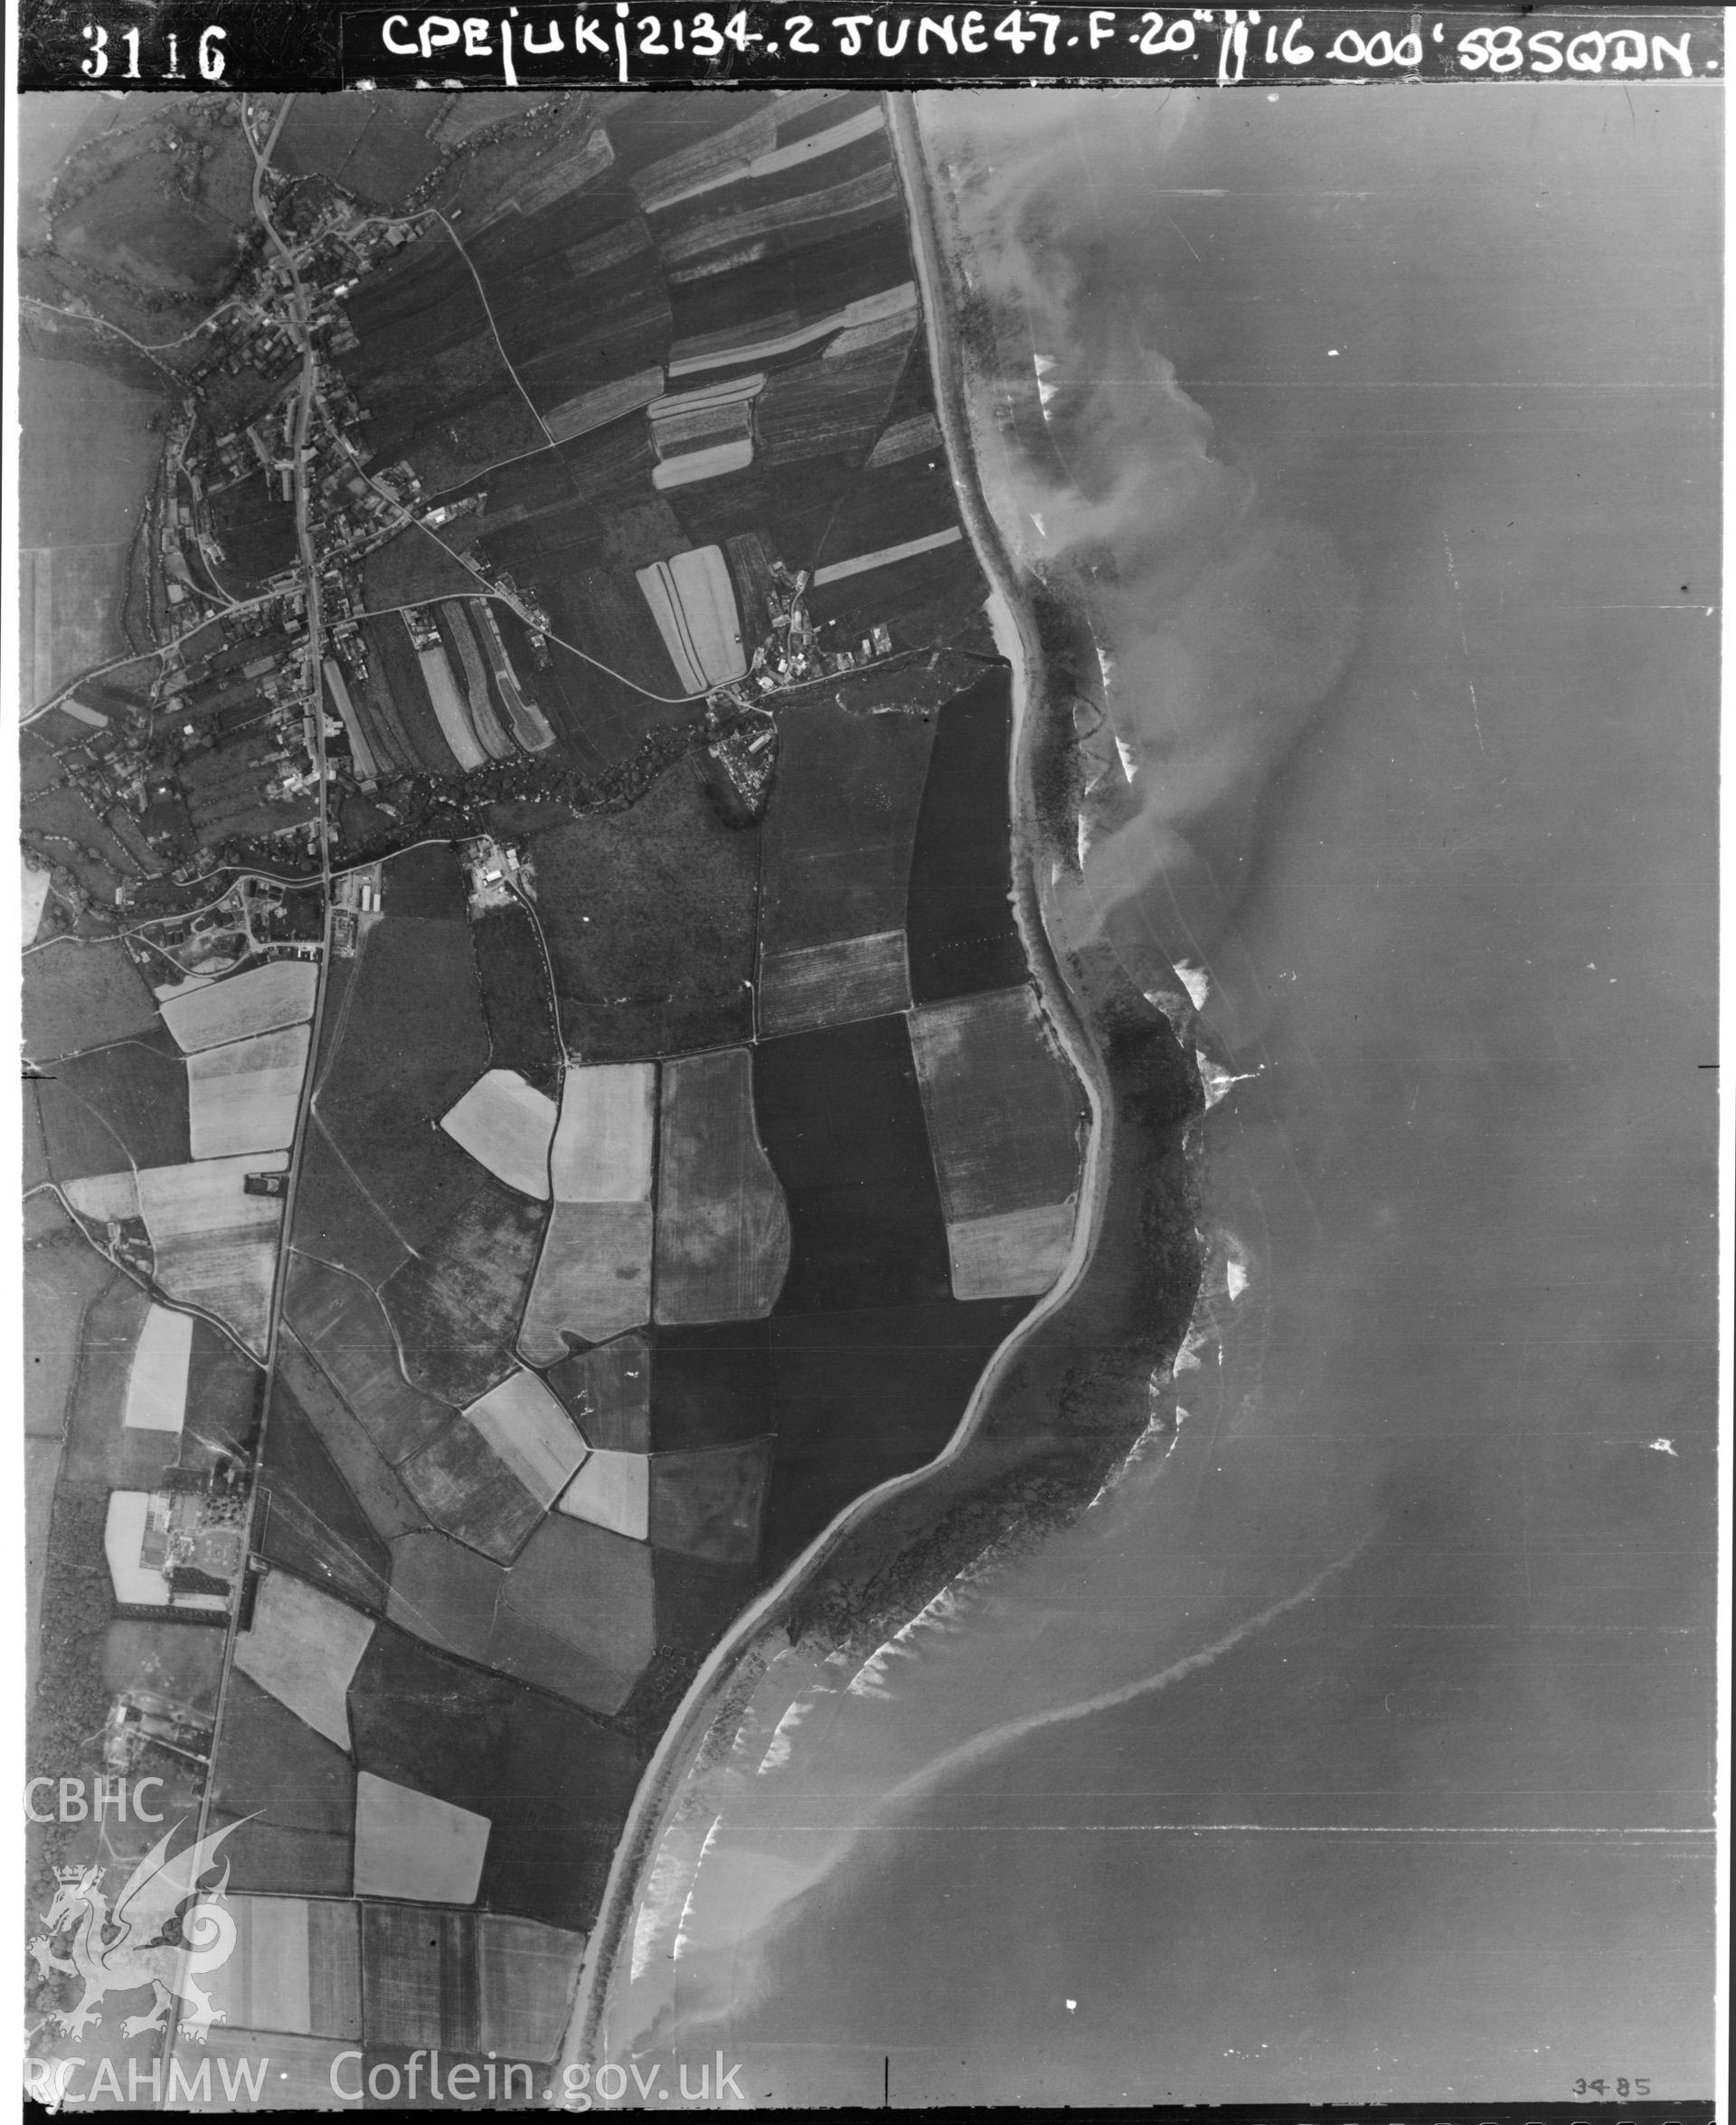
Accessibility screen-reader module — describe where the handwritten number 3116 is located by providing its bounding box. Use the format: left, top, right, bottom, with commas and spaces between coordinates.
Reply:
80, 25, 228, 79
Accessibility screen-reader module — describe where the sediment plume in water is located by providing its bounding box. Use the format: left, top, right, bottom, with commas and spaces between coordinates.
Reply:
926, 90, 1361, 1049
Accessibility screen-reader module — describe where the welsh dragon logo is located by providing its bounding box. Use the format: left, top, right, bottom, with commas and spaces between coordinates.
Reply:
28, 1817, 246, 2043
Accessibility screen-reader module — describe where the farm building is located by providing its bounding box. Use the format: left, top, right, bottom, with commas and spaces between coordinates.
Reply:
104, 1488, 241, 1615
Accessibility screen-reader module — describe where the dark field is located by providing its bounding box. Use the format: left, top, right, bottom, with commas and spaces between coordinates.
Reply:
293, 1119, 413, 1289
184, 1318, 264, 1458
53, 154, 241, 299
378, 1180, 544, 1406
22, 940, 158, 1062
279, 93, 444, 208
752, 1013, 950, 1314
905, 670, 1027, 1002
386, 1526, 500, 1661
380, 840, 467, 920
34, 1034, 190, 1180
212, 1670, 356, 1840
762, 1299, 1031, 1570
533, 760, 759, 1061
362, 521, 485, 609
208, 473, 297, 590
312, 915, 492, 1250
473, 905, 561, 1093
284, 1252, 453, 1466
909, 987, 1085, 1223
806, 537, 987, 652
275, 1338, 429, 1544
813, 451, 960, 572
206, 1811, 353, 1900
650, 1442, 773, 1563
753, 332, 912, 471
257, 1376, 392, 1613
51, 1278, 158, 1496
661, 451, 854, 577
546, 1332, 651, 1451
758, 698, 935, 958
347, 1620, 645, 1931
396, 1417, 543, 1563
492, 1513, 656, 1714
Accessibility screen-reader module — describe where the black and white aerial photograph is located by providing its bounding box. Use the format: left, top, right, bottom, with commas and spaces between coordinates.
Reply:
11, 5, 1725, 2114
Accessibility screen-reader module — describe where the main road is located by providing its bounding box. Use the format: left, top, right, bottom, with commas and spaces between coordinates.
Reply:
156, 90, 342, 2096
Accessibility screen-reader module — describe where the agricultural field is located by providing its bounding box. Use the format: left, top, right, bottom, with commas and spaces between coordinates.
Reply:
232, 1568, 376, 1751
533, 759, 758, 1061
358, 612, 462, 778
283, 1253, 454, 1466
518, 1203, 653, 1362
160, 959, 316, 1051
379, 840, 468, 919
756, 698, 936, 1034
440, 1068, 556, 1200
271, 1341, 428, 1544
751, 1012, 952, 1314
546, 1333, 653, 1451
353, 1772, 490, 1904
395, 1414, 545, 1563
558, 1450, 650, 1542
207, 471, 297, 590
311, 913, 493, 1250
905, 667, 1028, 1002
471, 906, 561, 1091
136, 1153, 288, 1355
185, 1024, 310, 1159
33, 1032, 191, 1180
653, 1048, 789, 1323
16, 352, 165, 707
257, 1377, 396, 1612
204, 1896, 363, 2043
345, 1619, 644, 1931
762, 1300, 1031, 1569
642, 1320, 774, 1452
647, 1442, 773, 1563
22, 941, 159, 1063
909, 986, 1086, 1299
19, 87, 1082, 2070
378, 1177, 545, 1404
278, 91, 445, 207
210, 1672, 357, 1895
291, 1120, 412, 1289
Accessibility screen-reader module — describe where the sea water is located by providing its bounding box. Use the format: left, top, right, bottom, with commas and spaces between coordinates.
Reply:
605, 82, 1719, 2104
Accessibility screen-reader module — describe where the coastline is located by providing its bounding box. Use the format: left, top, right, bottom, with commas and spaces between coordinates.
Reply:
564, 93, 1198, 2070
